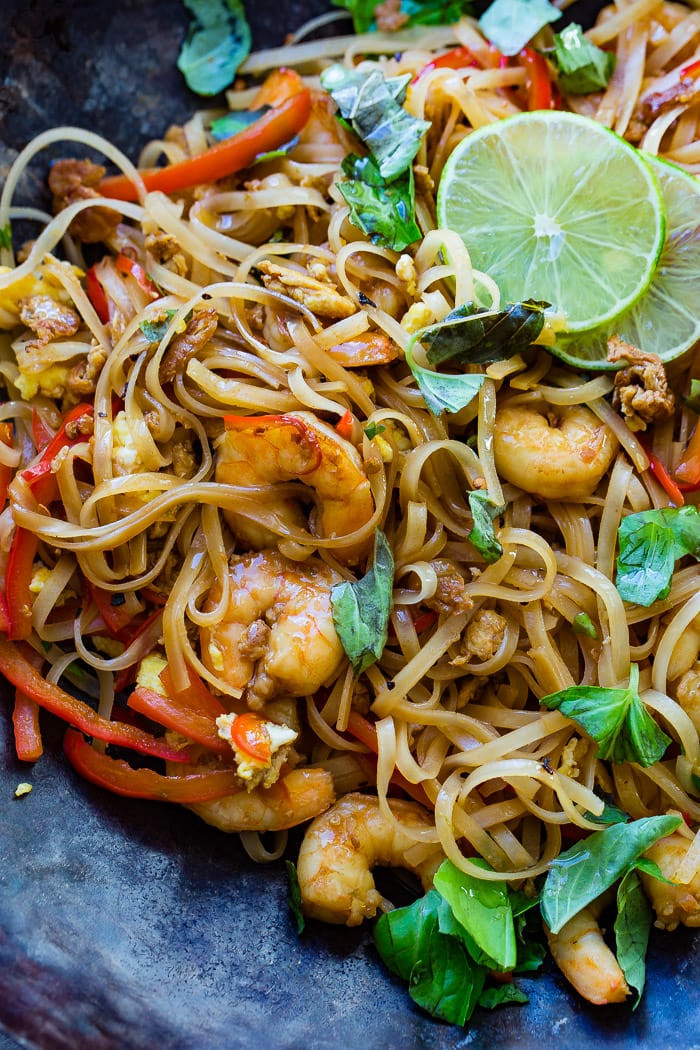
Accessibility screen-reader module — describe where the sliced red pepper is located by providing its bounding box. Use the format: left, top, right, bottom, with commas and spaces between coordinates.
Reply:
675, 423, 700, 488
31, 410, 54, 454
128, 685, 230, 755
0, 590, 11, 635
6, 527, 39, 641
85, 264, 110, 323
413, 46, 479, 81
160, 664, 227, 720
638, 435, 686, 505
519, 48, 553, 111
345, 710, 431, 808
335, 410, 355, 441
12, 646, 44, 761
63, 728, 239, 801
21, 402, 94, 505
412, 608, 438, 634
86, 580, 136, 636
228, 712, 272, 763
115, 254, 160, 299
681, 58, 700, 79
0, 422, 13, 508
0, 637, 190, 762
99, 92, 312, 203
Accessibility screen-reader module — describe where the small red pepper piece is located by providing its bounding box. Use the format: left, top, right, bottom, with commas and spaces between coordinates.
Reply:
675, 424, 700, 488
128, 685, 230, 756
412, 608, 438, 634
0, 421, 14, 508
86, 580, 136, 637
31, 410, 54, 454
99, 92, 312, 203
159, 664, 227, 720
12, 646, 44, 761
0, 637, 190, 762
21, 402, 94, 504
413, 46, 479, 81
637, 435, 685, 505
680, 58, 700, 79
63, 728, 239, 801
335, 410, 355, 441
228, 711, 272, 763
6, 527, 39, 641
519, 47, 553, 110
85, 264, 110, 323
115, 254, 160, 299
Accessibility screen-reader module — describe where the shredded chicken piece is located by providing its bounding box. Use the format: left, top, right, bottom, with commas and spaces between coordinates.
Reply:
159, 308, 218, 384
19, 295, 80, 345
608, 336, 675, 431
426, 560, 473, 616
67, 343, 108, 398
453, 609, 507, 665
257, 260, 355, 319
238, 620, 272, 662
144, 231, 188, 276
49, 159, 121, 243
374, 0, 409, 31
171, 438, 197, 479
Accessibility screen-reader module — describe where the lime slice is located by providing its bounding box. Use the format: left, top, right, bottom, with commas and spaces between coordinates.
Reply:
553, 154, 700, 369
437, 111, 665, 332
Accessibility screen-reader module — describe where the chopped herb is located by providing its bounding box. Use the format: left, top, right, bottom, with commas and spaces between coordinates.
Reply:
572, 611, 598, 639
552, 23, 616, 94
423, 300, 549, 366
178, 0, 251, 96
0, 222, 12, 250
478, 984, 529, 1009
140, 310, 179, 344
331, 529, 394, 674
331, 0, 475, 34
209, 107, 269, 141
540, 663, 671, 767
615, 505, 700, 606
338, 154, 421, 252
468, 490, 505, 564
614, 869, 651, 1007
478, 0, 561, 56
285, 860, 305, 934
405, 339, 485, 416
364, 422, 386, 439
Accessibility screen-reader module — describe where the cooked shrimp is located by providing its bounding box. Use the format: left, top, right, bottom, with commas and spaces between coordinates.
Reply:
640, 832, 700, 930
545, 905, 630, 1005
297, 792, 443, 926
327, 331, 399, 367
188, 767, 335, 833
493, 403, 619, 500
216, 411, 374, 562
200, 549, 345, 706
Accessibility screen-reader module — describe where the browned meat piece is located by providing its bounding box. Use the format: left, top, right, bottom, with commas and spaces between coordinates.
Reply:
374, 0, 409, 31
49, 158, 121, 243
19, 294, 80, 344
238, 620, 272, 661
426, 559, 473, 615
66, 344, 108, 398
608, 335, 675, 431
258, 260, 355, 319
144, 231, 188, 276
159, 308, 218, 384
627, 76, 700, 144
452, 609, 507, 665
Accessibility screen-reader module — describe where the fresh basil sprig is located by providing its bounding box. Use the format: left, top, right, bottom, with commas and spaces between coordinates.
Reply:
338, 154, 421, 252
478, 0, 561, 56
331, 0, 474, 34
178, 0, 251, 96
615, 505, 700, 606
540, 664, 670, 767
540, 814, 681, 933
468, 491, 505, 563
405, 340, 486, 416
614, 869, 652, 1007
433, 859, 517, 970
423, 300, 549, 366
331, 529, 394, 674
552, 23, 616, 94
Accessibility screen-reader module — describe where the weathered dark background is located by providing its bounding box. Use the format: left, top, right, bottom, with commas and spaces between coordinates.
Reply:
1, 2, 699, 1048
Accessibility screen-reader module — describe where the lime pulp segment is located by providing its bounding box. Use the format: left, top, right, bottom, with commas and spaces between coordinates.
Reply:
437, 111, 666, 333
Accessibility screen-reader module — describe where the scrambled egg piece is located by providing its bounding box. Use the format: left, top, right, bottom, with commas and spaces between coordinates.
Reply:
136, 652, 169, 693
0, 261, 78, 326
14, 782, 33, 798
216, 712, 297, 782
92, 635, 125, 658
112, 411, 144, 476
401, 301, 433, 334
29, 566, 51, 594
15, 362, 70, 401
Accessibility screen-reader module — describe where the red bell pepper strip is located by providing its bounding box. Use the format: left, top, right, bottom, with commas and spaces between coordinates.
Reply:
31, 410, 54, 454
681, 58, 700, 79
12, 646, 44, 761
85, 264, 110, 323
86, 580, 136, 637
21, 402, 94, 505
99, 92, 312, 203
128, 685, 230, 756
5, 527, 38, 641
0, 637, 190, 762
335, 410, 354, 441
115, 254, 160, 299
675, 424, 700, 488
412, 608, 438, 634
638, 435, 685, 504
345, 710, 431, 808
519, 48, 553, 110
63, 728, 239, 801
0, 590, 11, 635
227, 711, 272, 762
413, 46, 479, 81
0, 422, 14, 507
159, 664, 227, 720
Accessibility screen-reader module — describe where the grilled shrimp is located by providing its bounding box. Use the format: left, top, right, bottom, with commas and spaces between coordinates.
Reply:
216, 412, 374, 562
545, 905, 630, 1005
200, 549, 345, 707
297, 793, 443, 926
188, 767, 335, 833
640, 832, 700, 930
493, 403, 618, 500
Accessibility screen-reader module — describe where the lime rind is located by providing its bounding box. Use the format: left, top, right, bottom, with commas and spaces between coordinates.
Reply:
437, 110, 666, 333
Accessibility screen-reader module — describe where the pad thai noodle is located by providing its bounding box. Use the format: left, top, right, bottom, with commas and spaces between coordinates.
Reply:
1, 0, 699, 1022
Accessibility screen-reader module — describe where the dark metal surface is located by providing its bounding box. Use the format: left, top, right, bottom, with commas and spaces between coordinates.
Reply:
1, 2, 698, 1048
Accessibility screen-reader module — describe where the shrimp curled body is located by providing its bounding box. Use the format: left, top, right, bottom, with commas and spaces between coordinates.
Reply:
493, 403, 619, 500
216, 412, 374, 563
297, 792, 443, 926
188, 767, 336, 833
640, 833, 700, 930
545, 906, 630, 1005
201, 549, 344, 706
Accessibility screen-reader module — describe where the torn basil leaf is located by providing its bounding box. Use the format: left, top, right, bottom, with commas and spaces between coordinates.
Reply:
478, 984, 529, 1009
552, 23, 616, 94
178, 0, 251, 96
209, 107, 268, 141
572, 611, 598, 639
540, 814, 681, 933
614, 869, 651, 1007
433, 859, 517, 971
285, 860, 305, 935
406, 341, 485, 416
331, 0, 475, 34
540, 664, 671, 767
338, 154, 421, 251
584, 795, 629, 826
615, 505, 700, 606
478, 0, 561, 56
423, 300, 549, 366
331, 529, 394, 674
468, 490, 505, 564
321, 64, 430, 180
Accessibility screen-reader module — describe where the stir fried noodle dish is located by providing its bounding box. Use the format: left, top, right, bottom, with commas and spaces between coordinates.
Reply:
2, 0, 700, 1022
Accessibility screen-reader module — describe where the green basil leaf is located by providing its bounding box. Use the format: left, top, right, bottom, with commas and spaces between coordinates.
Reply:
210, 107, 269, 141
616, 506, 700, 606
433, 859, 517, 971
614, 869, 651, 1007
139, 310, 178, 344
338, 154, 421, 251
468, 490, 505, 564
540, 814, 682, 933
331, 0, 474, 33
478, 983, 529, 1009
374, 889, 487, 1025
178, 0, 251, 97
478, 0, 561, 56
632, 856, 674, 885
0, 222, 12, 250
572, 611, 598, 639
584, 795, 629, 826
405, 341, 485, 416
364, 422, 386, 439
285, 860, 305, 935
423, 300, 549, 365
321, 64, 430, 181
540, 664, 671, 767
552, 23, 616, 94
331, 529, 394, 674
513, 900, 547, 973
